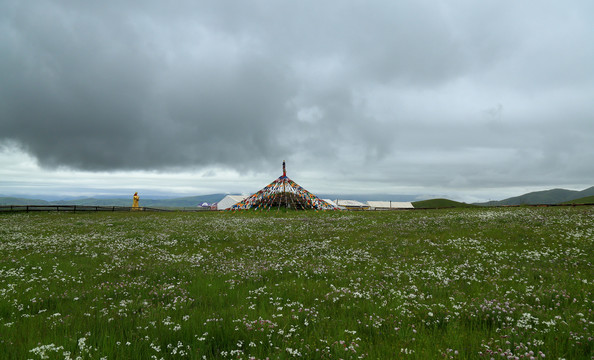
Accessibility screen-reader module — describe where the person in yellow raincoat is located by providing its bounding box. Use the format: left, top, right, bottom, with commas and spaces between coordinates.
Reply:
132, 192, 140, 210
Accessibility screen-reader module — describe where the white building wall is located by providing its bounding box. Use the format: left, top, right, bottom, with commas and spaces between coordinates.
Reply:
367, 201, 414, 209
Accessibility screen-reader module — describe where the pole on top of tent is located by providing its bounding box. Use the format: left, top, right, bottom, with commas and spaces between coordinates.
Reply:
282, 160, 287, 208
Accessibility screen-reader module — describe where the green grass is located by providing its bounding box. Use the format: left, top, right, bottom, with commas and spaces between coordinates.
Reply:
412, 198, 477, 208
0, 208, 593, 359
562, 195, 594, 204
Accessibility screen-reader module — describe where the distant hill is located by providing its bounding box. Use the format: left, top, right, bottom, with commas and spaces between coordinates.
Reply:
412, 198, 477, 209
0, 197, 51, 205
0, 194, 227, 208
561, 195, 594, 205
145, 194, 227, 207
476, 186, 594, 206
51, 198, 132, 206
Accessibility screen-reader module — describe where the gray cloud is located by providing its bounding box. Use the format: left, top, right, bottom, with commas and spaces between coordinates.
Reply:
1, 0, 593, 192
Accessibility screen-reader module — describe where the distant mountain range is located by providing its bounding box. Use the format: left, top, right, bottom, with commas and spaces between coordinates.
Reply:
475, 186, 594, 206
0, 194, 226, 208
1, 187, 593, 208
0, 193, 424, 207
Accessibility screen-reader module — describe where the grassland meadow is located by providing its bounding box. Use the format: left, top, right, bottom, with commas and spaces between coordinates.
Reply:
0, 207, 592, 359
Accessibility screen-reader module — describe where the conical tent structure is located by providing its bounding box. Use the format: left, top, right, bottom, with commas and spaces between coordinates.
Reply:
230, 161, 336, 211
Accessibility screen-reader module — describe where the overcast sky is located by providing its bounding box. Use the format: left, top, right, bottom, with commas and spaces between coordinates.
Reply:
1, 0, 593, 202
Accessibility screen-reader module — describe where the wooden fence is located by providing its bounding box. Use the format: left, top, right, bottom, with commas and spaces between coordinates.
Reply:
0, 205, 171, 213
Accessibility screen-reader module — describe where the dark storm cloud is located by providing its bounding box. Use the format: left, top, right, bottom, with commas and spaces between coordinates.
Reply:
1, 0, 593, 189
0, 0, 294, 170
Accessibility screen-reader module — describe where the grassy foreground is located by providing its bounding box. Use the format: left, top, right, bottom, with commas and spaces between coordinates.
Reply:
0, 208, 592, 359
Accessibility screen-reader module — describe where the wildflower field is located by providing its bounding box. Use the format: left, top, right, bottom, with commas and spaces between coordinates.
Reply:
0, 207, 592, 359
